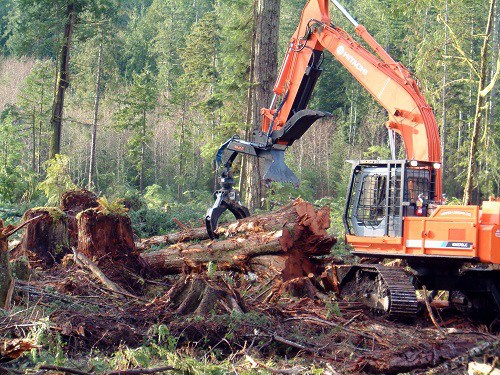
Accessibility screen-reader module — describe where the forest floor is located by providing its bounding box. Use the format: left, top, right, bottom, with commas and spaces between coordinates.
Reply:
1, 257, 499, 375
1, 194, 499, 374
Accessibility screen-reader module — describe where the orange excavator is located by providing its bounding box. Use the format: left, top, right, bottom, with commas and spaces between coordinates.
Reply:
206, 0, 500, 318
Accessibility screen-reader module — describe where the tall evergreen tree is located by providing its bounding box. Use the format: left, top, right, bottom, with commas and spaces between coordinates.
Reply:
245, 0, 281, 210
115, 68, 158, 194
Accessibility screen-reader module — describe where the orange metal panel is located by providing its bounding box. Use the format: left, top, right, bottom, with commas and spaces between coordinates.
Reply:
347, 234, 404, 255
477, 224, 500, 264
480, 201, 500, 225
349, 206, 484, 260
404, 206, 478, 258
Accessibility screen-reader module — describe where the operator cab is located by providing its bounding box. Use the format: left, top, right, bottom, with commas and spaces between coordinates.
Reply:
343, 160, 439, 238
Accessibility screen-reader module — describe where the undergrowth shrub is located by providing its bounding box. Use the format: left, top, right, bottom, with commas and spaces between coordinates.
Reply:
129, 200, 208, 238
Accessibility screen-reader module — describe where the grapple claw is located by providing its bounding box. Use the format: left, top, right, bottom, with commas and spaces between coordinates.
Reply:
206, 192, 250, 239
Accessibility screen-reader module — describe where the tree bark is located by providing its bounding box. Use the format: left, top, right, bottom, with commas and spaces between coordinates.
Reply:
489, 0, 499, 131
0, 219, 13, 309
141, 199, 335, 279
12, 208, 71, 268
31, 104, 36, 171
49, 2, 75, 158
77, 207, 145, 289
137, 227, 211, 251
140, 109, 146, 194
245, 0, 281, 210
441, 0, 448, 182
60, 189, 99, 246
161, 274, 246, 316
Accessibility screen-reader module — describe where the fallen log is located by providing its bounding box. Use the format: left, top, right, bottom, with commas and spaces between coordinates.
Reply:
137, 226, 210, 251
350, 340, 489, 374
72, 248, 140, 300
136, 199, 330, 251
141, 199, 336, 279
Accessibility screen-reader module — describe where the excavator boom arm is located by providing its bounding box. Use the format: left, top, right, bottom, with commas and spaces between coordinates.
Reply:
266, 0, 441, 166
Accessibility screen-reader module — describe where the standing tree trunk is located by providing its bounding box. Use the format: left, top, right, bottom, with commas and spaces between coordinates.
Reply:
88, 29, 104, 190
238, 10, 257, 197
177, 101, 187, 201
489, 1, 499, 196
49, 2, 75, 159
463, 0, 497, 204
441, 0, 448, 182
245, 0, 281, 210
140, 109, 146, 194
31, 104, 36, 171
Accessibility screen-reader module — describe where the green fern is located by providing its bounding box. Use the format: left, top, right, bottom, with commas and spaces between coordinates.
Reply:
97, 196, 129, 216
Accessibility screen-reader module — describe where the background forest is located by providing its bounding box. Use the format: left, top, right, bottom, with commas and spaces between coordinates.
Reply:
0, 0, 499, 237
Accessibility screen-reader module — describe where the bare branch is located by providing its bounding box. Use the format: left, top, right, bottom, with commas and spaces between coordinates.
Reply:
480, 53, 500, 97
1, 215, 44, 239
438, 14, 479, 78
40, 365, 91, 375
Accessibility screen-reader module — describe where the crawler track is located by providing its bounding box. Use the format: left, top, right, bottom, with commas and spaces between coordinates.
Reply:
340, 264, 418, 319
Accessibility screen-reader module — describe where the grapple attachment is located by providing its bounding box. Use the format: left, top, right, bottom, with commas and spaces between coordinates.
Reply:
260, 149, 299, 187
205, 172, 250, 239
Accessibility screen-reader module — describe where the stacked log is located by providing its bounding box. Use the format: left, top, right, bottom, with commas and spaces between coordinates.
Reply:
141, 199, 336, 280
142, 199, 336, 315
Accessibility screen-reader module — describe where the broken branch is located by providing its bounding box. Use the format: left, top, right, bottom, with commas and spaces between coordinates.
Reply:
72, 248, 139, 300
40, 365, 91, 375
106, 366, 176, 375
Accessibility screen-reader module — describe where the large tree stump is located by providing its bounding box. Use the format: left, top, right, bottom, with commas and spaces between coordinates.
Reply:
60, 189, 99, 247
141, 199, 336, 279
60, 189, 99, 213
77, 206, 145, 289
12, 208, 71, 268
